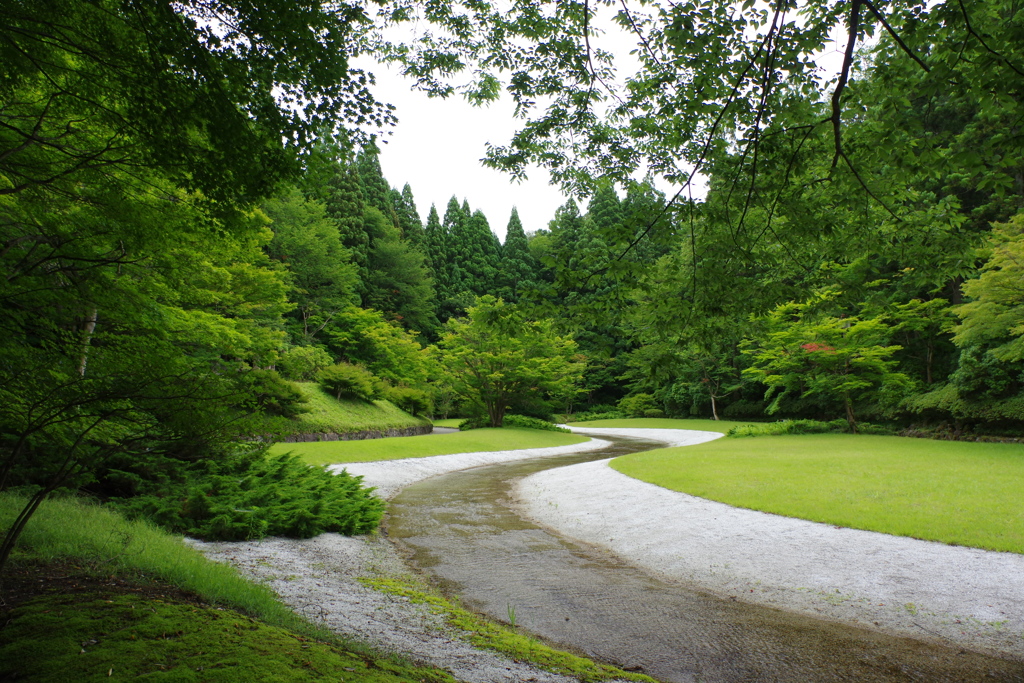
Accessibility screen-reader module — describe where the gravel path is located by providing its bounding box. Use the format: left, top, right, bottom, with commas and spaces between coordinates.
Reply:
328, 437, 609, 499
515, 426, 1024, 659
192, 436, 620, 683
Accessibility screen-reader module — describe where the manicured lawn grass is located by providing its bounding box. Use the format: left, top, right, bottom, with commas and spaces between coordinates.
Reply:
288, 383, 429, 435
568, 417, 752, 433
431, 418, 465, 428
611, 434, 1024, 554
271, 428, 589, 466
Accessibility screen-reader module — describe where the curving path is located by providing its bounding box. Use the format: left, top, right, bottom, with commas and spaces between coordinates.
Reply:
515, 426, 1024, 659
195, 426, 1024, 682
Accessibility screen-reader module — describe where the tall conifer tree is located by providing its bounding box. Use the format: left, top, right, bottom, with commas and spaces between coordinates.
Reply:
324, 165, 370, 300
456, 209, 501, 296
497, 207, 539, 303
392, 183, 425, 247
356, 144, 393, 219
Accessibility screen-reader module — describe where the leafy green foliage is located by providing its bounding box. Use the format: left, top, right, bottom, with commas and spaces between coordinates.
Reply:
112, 450, 384, 541
617, 394, 665, 419
742, 297, 911, 431
327, 305, 432, 387
0, 493, 326, 629
954, 214, 1024, 361
566, 410, 627, 422
381, 386, 433, 417
318, 363, 378, 402
726, 419, 894, 438
242, 370, 310, 419
262, 186, 357, 342
436, 296, 585, 427
501, 415, 570, 432
277, 345, 335, 381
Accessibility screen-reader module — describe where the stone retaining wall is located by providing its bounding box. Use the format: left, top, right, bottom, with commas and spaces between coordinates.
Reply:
281, 424, 433, 443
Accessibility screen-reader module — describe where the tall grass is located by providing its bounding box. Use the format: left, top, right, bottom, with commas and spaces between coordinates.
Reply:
271, 427, 588, 466
1, 493, 312, 632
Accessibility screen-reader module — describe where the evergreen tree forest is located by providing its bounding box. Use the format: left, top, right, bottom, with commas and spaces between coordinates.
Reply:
3, 0, 1024, 570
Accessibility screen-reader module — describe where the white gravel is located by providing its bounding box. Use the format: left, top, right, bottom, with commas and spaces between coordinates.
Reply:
515, 426, 1024, 659
191, 436, 619, 683
329, 437, 611, 500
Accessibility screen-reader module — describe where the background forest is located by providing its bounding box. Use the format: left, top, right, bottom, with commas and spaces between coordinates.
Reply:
2, 0, 1023, 564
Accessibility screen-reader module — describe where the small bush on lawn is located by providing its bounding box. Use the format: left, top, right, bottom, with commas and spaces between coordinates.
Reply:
618, 393, 664, 418
569, 410, 626, 422
502, 415, 570, 432
243, 369, 310, 418
318, 362, 378, 402
383, 385, 432, 417
727, 419, 895, 437
458, 416, 490, 431
110, 448, 384, 541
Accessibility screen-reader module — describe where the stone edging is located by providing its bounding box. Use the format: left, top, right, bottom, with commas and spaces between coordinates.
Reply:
281, 424, 432, 443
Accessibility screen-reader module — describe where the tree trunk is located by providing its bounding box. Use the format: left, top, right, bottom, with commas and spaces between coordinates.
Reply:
710, 393, 719, 420
78, 308, 98, 377
844, 397, 857, 434
925, 343, 934, 385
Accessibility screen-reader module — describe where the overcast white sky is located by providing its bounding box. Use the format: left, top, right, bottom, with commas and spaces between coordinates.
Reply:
369, 66, 567, 243
360, 10, 851, 243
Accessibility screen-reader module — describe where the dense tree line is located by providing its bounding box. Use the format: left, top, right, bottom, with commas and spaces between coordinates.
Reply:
4, 0, 1024, 574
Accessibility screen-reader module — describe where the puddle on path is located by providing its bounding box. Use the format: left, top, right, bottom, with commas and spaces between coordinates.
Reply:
386, 435, 1024, 683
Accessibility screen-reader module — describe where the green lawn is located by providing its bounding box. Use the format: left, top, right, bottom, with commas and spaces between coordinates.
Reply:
611, 434, 1024, 554
568, 417, 752, 433
431, 418, 465, 428
272, 428, 588, 466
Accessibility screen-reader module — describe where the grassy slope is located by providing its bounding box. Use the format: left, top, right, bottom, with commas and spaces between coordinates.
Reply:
288, 382, 430, 435
611, 433, 1024, 554
567, 417, 751, 433
0, 494, 454, 682
272, 428, 588, 467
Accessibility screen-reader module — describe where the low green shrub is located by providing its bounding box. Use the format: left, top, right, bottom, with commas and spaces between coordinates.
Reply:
383, 385, 432, 417
726, 419, 895, 437
618, 393, 664, 418
569, 410, 626, 422
502, 414, 570, 432
317, 362, 377, 402
243, 369, 310, 418
110, 448, 384, 541
458, 416, 490, 431
278, 345, 334, 381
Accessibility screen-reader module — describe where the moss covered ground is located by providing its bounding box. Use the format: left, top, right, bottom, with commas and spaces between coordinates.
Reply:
0, 494, 455, 682
1, 589, 454, 683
